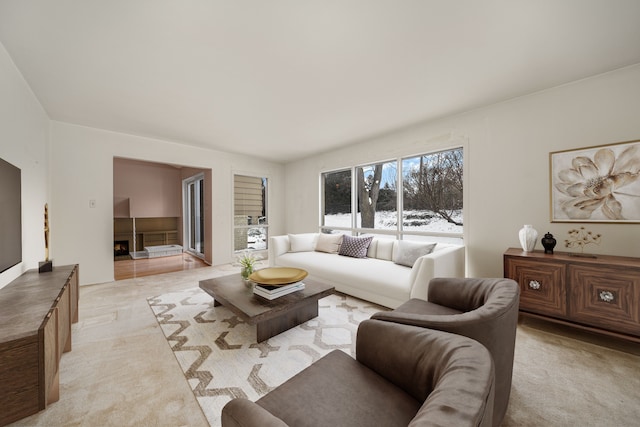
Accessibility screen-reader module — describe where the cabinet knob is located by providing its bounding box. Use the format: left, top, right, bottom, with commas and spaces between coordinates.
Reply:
599, 290, 615, 303
528, 280, 541, 290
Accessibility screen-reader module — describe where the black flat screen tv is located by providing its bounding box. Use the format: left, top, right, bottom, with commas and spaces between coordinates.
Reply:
0, 157, 22, 273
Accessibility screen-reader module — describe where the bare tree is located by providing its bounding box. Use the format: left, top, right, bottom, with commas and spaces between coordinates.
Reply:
357, 164, 383, 228
404, 149, 463, 226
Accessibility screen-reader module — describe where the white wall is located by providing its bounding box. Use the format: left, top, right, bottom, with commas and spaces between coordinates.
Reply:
284, 64, 640, 278
0, 42, 50, 289
50, 122, 285, 285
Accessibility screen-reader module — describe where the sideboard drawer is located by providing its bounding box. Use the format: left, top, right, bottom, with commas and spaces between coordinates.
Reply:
505, 257, 567, 318
568, 265, 640, 337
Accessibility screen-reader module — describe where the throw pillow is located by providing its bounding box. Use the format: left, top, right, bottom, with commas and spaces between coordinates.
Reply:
393, 241, 437, 267
375, 239, 394, 261
288, 234, 316, 252
338, 235, 374, 258
315, 233, 344, 253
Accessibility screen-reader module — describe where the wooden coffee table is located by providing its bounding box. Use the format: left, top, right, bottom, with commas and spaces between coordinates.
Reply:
199, 274, 334, 342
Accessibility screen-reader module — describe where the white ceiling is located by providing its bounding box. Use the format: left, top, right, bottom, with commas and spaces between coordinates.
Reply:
1, 1, 640, 163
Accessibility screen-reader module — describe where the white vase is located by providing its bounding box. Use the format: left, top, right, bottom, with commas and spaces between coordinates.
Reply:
519, 225, 538, 252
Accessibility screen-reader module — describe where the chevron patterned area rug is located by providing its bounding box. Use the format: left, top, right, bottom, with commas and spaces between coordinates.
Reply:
147, 287, 385, 427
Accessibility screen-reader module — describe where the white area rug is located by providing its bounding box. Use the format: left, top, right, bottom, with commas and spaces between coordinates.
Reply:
147, 288, 384, 426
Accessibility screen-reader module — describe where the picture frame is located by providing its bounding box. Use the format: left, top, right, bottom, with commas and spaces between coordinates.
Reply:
550, 139, 640, 223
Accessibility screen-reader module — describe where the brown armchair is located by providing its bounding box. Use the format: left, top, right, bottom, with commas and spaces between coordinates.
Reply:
372, 277, 520, 427
221, 319, 495, 427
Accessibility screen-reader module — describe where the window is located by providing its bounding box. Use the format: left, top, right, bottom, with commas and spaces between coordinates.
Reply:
356, 161, 397, 230
321, 147, 463, 240
234, 174, 268, 251
322, 169, 351, 229
402, 148, 463, 234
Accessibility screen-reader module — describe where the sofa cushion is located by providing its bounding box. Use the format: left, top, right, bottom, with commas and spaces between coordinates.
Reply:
256, 350, 420, 427
389, 298, 463, 316
288, 233, 316, 252
315, 233, 343, 254
375, 239, 395, 260
366, 239, 378, 258
275, 251, 412, 303
339, 235, 374, 258
393, 241, 437, 267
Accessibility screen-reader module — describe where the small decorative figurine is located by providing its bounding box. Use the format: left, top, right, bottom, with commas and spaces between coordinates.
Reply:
541, 232, 557, 254
564, 226, 601, 257
39, 203, 53, 273
44, 203, 49, 261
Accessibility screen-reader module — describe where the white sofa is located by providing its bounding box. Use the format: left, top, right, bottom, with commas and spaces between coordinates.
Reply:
268, 233, 465, 309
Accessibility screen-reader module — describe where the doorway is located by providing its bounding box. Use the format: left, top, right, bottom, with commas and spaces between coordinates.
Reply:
113, 158, 212, 280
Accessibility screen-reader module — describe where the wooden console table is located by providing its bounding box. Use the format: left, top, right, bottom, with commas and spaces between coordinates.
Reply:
0, 264, 79, 426
504, 248, 640, 343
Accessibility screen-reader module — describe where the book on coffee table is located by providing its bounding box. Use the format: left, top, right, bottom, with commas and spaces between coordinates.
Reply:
254, 281, 305, 300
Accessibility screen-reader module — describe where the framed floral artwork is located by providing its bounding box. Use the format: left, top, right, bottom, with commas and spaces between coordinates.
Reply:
550, 140, 640, 223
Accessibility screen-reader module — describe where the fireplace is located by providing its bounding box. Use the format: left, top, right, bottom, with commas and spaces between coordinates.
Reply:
114, 240, 129, 257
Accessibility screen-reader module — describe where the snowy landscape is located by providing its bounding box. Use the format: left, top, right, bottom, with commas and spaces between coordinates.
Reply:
324, 210, 463, 234
246, 209, 463, 250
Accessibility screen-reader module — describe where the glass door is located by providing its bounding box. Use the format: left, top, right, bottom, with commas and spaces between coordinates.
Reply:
184, 174, 205, 257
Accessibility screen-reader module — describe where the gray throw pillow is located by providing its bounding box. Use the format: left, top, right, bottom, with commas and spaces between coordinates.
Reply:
393, 241, 437, 267
338, 235, 374, 258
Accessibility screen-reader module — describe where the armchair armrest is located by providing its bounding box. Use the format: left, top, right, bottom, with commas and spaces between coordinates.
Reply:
428, 277, 519, 313
268, 235, 291, 267
408, 244, 465, 300
222, 398, 288, 427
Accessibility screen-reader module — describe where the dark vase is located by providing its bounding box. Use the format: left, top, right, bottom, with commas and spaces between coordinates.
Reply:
541, 232, 557, 254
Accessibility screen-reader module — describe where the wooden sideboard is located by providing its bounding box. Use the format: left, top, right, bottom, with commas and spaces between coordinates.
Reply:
504, 248, 640, 343
0, 265, 79, 426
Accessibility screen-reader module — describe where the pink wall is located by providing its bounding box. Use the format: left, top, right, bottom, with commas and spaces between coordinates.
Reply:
113, 158, 181, 218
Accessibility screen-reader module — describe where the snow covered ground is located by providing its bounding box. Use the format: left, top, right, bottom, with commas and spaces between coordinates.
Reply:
324, 210, 463, 234
245, 209, 462, 251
